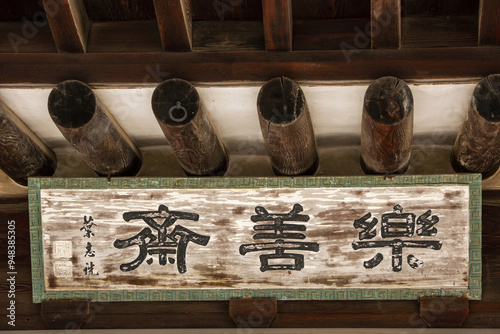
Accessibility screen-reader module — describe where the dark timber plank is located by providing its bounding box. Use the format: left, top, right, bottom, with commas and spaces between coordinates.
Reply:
262, 0, 292, 51
402, 15, 478, 48
86, 21, 162, 53
0, 22, 57, 53
82, 0, 156, 22
293, 19, 371, 50
42, 0, 90, 53
153, 0, 192, 51
479, 0, 500, 46
1, 47, 500, 83
192, 21, 265, 51
371, 0, 401, 49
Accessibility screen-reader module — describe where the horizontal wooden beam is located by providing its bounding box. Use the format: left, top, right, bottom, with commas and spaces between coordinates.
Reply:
0, 47, 500, 84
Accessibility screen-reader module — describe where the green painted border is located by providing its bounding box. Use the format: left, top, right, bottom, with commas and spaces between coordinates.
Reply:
28, 174, 482, 303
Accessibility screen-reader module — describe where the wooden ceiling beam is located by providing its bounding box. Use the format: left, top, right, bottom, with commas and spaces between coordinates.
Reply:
0, 47, 499, 84
479, 0, 500, 46
153, 0, 193, 51
262, 0, 292, 51
42, 0, 90, 53
371, 0, 401, 49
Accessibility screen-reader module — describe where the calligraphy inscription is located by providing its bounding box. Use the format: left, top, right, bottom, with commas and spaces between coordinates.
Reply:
40, 186, 471, 293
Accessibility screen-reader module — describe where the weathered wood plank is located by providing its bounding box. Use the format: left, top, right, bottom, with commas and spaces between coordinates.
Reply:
153, 0, 192, 52
42, 0, 90, 53
2, 47, 500, 83
47, 80, 142, 176
192, 21, 265, 51
81, 0, 156, 22
371, 0, 401, 49
0, 100, 56, 186
257, 77, 318, 176
402, 15, 478, 48
262, 0, 292, 51
86, 21, 162, 53
30, 176, 478, 302
360, 76, 413, 175
0, 22, 57, 53
451, 74, 500, 179
479, 0, 500, 46
151, 79, 228, 176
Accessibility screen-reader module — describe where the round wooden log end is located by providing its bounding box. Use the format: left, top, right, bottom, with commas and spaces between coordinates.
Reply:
364, 76, 413, 125
473, 74, 500, 122
48, 80, 96, 129
257, 77, 306, 124
152, 78, 200, 126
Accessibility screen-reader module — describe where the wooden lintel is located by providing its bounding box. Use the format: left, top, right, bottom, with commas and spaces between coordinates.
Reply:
229, 298, 277, 328
0, 47, 500, 84
42, 0, 90, 53
41, 300, 90, 329
420, 297, 469, 328
154, 0, 192, 51
262, 0, 292, 51
371, 0, 401, 49
479, 0, 500, 46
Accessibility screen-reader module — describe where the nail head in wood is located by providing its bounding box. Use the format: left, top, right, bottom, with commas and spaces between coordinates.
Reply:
361, 76, 413, 174
420, 297, 469, 328
229, 298, 277, 328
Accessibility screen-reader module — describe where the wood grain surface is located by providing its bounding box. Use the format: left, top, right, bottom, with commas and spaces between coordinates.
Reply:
361, 76, 413, 174
257, 77, 318, 176
39, 186, 469, 293
151, 79, 228, 176
451, 74, 500, 179
1, 190, 499, 329
0, 101, 56, 186
48, 80, 142, 176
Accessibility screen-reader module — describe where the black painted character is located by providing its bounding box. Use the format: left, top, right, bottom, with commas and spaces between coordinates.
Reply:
114, 205, 210, 274
83, 261, 98, 276
352, 205, 442, 272
80, 215, 96, 238
84, 242, 95, 257
240, 204, 319, 272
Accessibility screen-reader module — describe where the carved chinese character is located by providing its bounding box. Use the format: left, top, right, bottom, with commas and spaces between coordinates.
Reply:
352, 205, 442, 272
240, 204, 319, 272
114, 205, 210, 274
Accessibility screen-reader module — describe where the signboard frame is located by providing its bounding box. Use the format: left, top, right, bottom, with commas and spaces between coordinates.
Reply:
28, 174, 482, 303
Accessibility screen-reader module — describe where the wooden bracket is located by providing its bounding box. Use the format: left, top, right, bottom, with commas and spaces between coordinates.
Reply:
41, 300, 90, 329
420, 297, 469, 328
229, 298, 277, 328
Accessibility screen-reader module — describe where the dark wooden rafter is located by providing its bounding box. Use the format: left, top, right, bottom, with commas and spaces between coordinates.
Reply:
1, 47, 500, 84
479, 0, 500, 46
262, 0, 292, 51
371, 0, 401, 49
153, 0, 193, 51
42, 0, 90, 53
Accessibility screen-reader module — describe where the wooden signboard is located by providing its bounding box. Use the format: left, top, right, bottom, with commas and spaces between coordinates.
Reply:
28, 175, 482, 303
